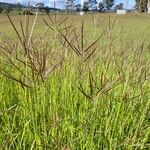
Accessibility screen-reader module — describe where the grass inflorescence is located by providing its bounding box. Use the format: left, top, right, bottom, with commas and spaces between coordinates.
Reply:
0, 13, 150, 149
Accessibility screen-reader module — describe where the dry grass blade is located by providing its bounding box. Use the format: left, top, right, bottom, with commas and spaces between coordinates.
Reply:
78, 82, 92, 100
84, 31, 105, 52
47, 13, 54, 23
108, 16, 111, 30
27, 12, 38, 46
34, 26, 52, 44
7, 14, 31, 54
108, 17, 117, 31
83, 47, 97, 62
95, 76, 122, 100
44, 56, 64, 78
81, 21, 84, 51
60, 32, 81, 56
7, 59, 31, 82
25, 1, 30, 41
57, 17, 68, 27
20, 20, 26, 43
43, 18, 55, 31
89, 71, 94, 97
6, 14, 23, 45
59, 24, 74, 32
43, 15, 68, 32
1, 69, 30, 88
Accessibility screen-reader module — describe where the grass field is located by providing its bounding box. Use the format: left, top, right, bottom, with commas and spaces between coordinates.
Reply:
0, 13, 150, 149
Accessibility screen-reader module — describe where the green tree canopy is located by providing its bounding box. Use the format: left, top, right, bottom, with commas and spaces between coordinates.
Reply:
114, 3, 124, 10
104, 0, 114, 11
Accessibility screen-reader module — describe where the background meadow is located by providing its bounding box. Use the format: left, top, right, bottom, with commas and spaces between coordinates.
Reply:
0, 13, 150, 149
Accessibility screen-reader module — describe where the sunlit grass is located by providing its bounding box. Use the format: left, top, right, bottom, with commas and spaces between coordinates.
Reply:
0, 13, 150, 149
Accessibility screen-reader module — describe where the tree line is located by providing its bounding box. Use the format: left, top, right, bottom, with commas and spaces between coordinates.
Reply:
0, 0, 150, 15
0, 2, 60, 15
0, 0, 124, 14
66, 0, 122, 12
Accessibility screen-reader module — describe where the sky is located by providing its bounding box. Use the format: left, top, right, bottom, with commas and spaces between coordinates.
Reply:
0, 0, 135, 9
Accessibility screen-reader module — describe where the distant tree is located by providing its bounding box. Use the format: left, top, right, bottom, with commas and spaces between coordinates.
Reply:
0, 7, 3, 13
44, 6, 50, 14
35, 3, 44, 8
16, 2, 22, 7
35, 3, 45, 11
16, 2, 22, 12
83, 1, 89, 12
98, 2, 105, 12
104, 0, 114, 11
88, 0, 97, 10
65, 0, 75, 12
114, 3, 124, 10
75, 4, 81, 11
3, 6, 12, 14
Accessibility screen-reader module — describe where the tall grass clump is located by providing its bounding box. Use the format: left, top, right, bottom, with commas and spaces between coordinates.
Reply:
0, 13, 150, 149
